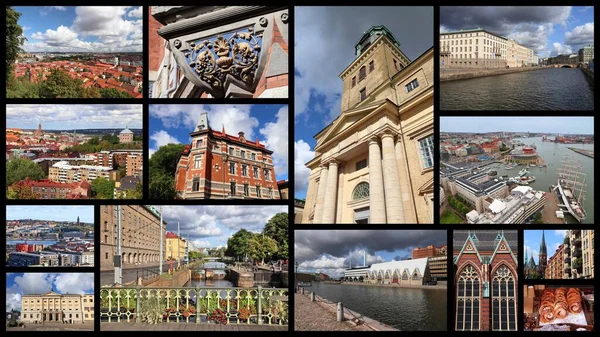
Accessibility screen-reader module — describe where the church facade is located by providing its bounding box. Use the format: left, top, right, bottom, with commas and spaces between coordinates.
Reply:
524, 230, 548, 279
301, 26, 434, 224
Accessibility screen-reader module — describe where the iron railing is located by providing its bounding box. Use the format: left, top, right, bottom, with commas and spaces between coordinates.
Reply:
100, 286, 288, 326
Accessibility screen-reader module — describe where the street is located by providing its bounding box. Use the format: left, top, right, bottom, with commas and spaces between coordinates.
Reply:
101, 262, 176, 286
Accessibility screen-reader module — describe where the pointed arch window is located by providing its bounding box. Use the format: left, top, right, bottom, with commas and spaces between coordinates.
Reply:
456, 265, 480, 331
492, 265, 517, 331
352, 182, 369, 200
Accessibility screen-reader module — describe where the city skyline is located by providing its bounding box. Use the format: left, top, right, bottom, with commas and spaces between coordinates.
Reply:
294, 7, 434, 199
14, 6, 142, 53
441, 116, 594, 134
7, 104, 143, 130
6, 206, 94, 223
149, 104, 289, 181
6, 273, 94, 312
295, 230, 446, 277
153, 205, 288, 249
440, 6, 594, 57
524, 230, 568, 265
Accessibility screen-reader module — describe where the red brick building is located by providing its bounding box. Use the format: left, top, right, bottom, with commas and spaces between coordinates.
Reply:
175, 112, 280, 199
12, 178, 91, 199
412, 244, 447, 259
453, 230, 518, 331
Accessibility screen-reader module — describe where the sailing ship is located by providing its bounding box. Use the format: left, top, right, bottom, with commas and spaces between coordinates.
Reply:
553, 157, 587, 223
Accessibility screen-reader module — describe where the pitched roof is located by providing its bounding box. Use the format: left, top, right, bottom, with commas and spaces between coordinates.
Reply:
453, 230, 518, 253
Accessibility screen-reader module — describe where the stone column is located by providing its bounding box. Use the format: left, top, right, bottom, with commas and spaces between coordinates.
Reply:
395, 138, 417, 223
368, 137, 387, 223
313, 165, 328, 223
381, 133, 405, 223
321, 160, 339, 223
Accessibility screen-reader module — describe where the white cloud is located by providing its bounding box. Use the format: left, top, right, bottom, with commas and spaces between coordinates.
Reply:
6, 286, 22, 311
553, 42, 573, 55
440, 25, 450, 33
53, 273, 94, 294
40, 6, 67, 16
565, 22, 594, 47
554, 230, 567, 238
524, 245, 539, 263
128, 6, 143, 18
294, 140, 315, 197
298, 250, 385, 277
13, 273, 55, 294
149, 130, 180, 157
259, 106, 289, 177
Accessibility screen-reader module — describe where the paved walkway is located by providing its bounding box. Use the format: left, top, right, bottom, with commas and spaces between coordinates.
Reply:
7, 323, 94, 331
101, 323, 287, 331
294, 293, 371, 331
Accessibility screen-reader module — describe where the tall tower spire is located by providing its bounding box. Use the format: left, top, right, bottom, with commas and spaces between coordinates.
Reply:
539, 230, 548, 274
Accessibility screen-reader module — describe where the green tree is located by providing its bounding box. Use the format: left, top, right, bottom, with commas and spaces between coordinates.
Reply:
6, 78, 40, 98
102, 134, 120, 144
6, 7, 26, 88
91, 178, 115, 199
248, 235, 278, 264
39, 69, 88, 98
263, 212, 289, 259
100, 87, 134, 98
225, 229, 254, 260
7, 183, 35, 199
89, 137, 100, 146
149, 143, 186, 199
6, 158, 46, 186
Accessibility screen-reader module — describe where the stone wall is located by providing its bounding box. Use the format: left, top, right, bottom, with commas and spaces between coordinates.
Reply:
440, 66, 550, 82
145, 269, 190, 287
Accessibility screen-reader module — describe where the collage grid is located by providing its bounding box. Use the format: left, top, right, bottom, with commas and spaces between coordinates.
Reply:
2, 4, 597, 334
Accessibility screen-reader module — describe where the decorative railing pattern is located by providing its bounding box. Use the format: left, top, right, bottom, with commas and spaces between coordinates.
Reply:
100, 287, 288, 326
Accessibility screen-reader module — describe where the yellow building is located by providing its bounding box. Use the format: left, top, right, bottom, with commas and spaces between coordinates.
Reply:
21, 292, 94, 324
302, 26, 434, 224
165, 231, 186, 261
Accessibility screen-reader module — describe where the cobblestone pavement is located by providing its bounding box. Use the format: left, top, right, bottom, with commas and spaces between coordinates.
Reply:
7, 323, 94, 331
294, 293, 371, 331
101, 323, 287, 331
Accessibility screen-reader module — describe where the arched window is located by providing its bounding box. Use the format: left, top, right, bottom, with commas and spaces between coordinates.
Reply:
352, 182, 369, 200
412, 270, 421, 280
402, 270, 409, 280
457, 265, 480, 331
492, 265, 516, 331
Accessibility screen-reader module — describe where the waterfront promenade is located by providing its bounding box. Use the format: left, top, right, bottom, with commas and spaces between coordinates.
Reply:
294, 293, 372, 331
101, 323, 287, 331
323, 280, 447, 289
440, 66, 550, 82
567, 147, 594, 159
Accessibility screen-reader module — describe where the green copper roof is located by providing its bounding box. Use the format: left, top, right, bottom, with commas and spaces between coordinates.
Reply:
355, 25, 401, 57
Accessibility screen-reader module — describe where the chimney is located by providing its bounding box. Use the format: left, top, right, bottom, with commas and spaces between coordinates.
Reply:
238, 131, 245, 142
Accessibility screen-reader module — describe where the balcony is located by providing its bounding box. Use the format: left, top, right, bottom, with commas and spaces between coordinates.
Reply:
572, 249, 582, 258
571, 229, 581, 234
100, 286, 288, 326
573, 238, 581, 246
564, 257, 571, 264
563, 237, 570, 245
572, 258, 583, 270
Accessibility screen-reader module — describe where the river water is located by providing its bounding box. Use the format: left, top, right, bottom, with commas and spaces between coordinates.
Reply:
185, 262, 233, 287
487, 137, 594, 223
303, 282, 446, 331
440, 68, 594, 110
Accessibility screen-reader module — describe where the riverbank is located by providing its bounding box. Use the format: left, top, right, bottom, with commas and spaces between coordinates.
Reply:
440, 66, 552, 82
294, 293, 395, 331
567, 147, 594, 159
581, 68, 594, 84
323, 281, 447, 289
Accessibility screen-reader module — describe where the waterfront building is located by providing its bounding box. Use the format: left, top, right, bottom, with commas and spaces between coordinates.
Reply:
149, 6, 288, 98
165, 231, 186, 261
20, 292, 94, 324
7, 251, 60, 267
174, 112, 280, 200
428, 255, 448, 281
343, 267, 371, 282
48, 161, 118, 183
465, 186, 546, 224
118, 127, 134, 143
443, 171, 508, 214
578, 45, 594, 64
365, 258, 432, 285
302, 26, 434, 224
454, 230, 518, 331
506, 146, 539, 165
99, 206, 167, 271
440, 28, 536, 69
545, 243, 565, 279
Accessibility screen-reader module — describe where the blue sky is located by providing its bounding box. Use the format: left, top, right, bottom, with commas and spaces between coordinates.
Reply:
294, 7, 434, 199
149, 104, 288, 181
524, 230, 568, 264
6, 273, 94, 311
441, 6, 594, 57
14, 6, 142, 52
441, 117, 594, 134
152, 206, 287, 249
7, 206, 94, 223
295, 230, 446, 278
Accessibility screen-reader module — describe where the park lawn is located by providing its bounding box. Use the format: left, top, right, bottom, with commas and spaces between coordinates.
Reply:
440, 210, 464, 224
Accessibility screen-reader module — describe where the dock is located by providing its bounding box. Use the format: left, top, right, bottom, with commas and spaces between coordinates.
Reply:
567, 147, 594, 159
540, 189, 564, 224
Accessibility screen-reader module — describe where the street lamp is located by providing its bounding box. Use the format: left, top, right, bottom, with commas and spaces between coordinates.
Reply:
295, 262, 299, 293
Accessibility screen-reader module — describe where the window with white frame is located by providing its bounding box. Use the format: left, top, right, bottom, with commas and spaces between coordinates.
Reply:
229, 162, 236, 175
492, 265, 516, 331
194, 155, 202, 169
419, 135, 434, 169
406, 78, 419, 93
456, 265, 480, 331
264, 169, 271, 181
242, 164, 248, 177
253, 166, 259, 178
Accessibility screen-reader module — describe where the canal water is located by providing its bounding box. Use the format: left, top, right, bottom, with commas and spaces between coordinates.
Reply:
185, 262, 234, 287
440, 68, 594, 110
486, 137, 594, 224
304, 282, 446, 331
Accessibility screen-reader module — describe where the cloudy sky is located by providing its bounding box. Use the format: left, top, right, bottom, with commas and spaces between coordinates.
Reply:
441, 6, 594, 57
6, 273, 94, 312
294, 7, 433, 199
152, 205, 287, 249
14, 6, 142, 52
524, 230, 570, 265
441, 116, 594, 134
7, 206, 94, 223
6, 104, 142, 130
295, 230, 446, 278
149, 104, 289, 181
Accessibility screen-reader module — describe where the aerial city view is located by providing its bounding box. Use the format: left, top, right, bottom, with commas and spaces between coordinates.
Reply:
524, 230, 595, 280
99, 205, 288, 331
439, 6, 594, 110
294, 6, 434, 224
6, 104, 143, 199
148, 104, 288, 200
6, 273, 95, 331
6, 6, 143, 98
294, 230, 447, 331
6, 206, 94, 267
440, 116, 594, 224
